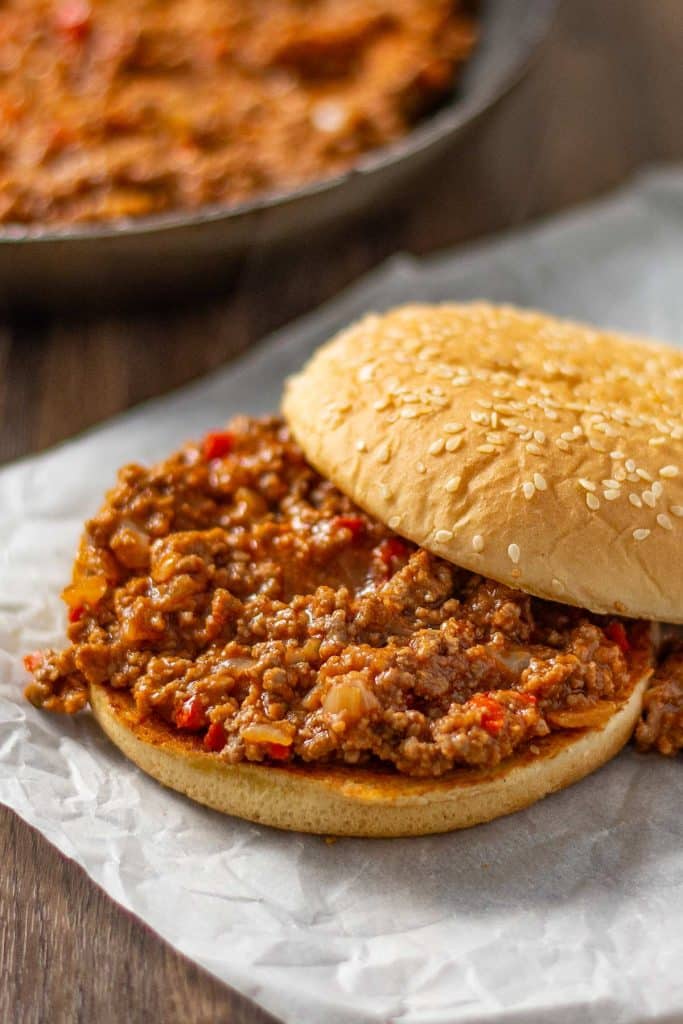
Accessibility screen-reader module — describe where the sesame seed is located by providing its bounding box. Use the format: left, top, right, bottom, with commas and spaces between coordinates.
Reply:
657, 513, 673, 531
526, 443, 543, 455
471, 411, 488, 424
551, 578, 564, 594
445, 475, 461, 493
578, 479, 597, 492
533, 473, 547, 491
388, 515, 402, 529
602, 479, 620, 489
416, 461, 426, 474
477, 444, 496, 454
507, 543, 521, 565
589, 440, 606, 453
556, 439, 570, 452
428, 438, 445, 456
586, 493, 600, 510
629, 493, 643, 508
445, 436, 463, 452
614, 467, 627, 481
660, 465, 679, 478
355, 439, 367, 452
435, 529, 453, 543
670, 506, 683, 517
472, 534, 485, 553
636, 468, 653, 481
358, 364, 374, 382
534, 431, 546, 444
376, 443, 390, 464
625, 459, 636, 473
604, 489, 620, 501
649, 436, 667, 446
400, 408, 418, 419
652, 481, 663, 498
522, 482, 535, 500
633, 528, 651, 541
373, 397, 390, 411
610, 451, 625, 460
491, 411, 499, 428
642, 490, 656, 508
444, 422, 464, 434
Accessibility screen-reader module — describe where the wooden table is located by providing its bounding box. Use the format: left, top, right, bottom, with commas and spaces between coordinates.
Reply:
2, 2, 681, 1021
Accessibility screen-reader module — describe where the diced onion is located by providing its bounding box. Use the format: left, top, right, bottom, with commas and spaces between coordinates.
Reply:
242, 722, 294, 745
62, 574, 108, 609
323, 678, 379, 722
547, 703, 616, 729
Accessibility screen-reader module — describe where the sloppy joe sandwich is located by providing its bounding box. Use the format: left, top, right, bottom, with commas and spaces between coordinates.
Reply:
25, 304, 683, 836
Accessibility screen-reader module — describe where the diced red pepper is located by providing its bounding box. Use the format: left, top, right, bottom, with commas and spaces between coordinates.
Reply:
470, 693, 505, 736
68, 605, 85, 624
23, 652, 43, 673
266, 742, 291, 761
175, 695, 206, 731
605, 621, 630, 653
333, 515, 365, 540
203, 721, 227, 752
376, 537, 410, 575
55, 0, 92, 42
203, 430, 234, 461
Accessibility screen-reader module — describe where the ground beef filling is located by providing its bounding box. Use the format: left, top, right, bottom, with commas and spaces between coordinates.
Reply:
25, 416, 652, 777
0, 0, 476, 225
636, 650, 683, 757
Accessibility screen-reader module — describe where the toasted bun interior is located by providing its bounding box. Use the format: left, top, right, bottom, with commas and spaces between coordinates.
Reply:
90, 674, 649, 837
283, 304, 683, 622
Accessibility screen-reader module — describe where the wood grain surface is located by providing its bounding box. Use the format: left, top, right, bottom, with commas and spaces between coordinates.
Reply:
1, 2, 682, 1022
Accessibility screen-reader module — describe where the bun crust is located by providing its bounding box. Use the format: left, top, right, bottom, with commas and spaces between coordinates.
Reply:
283, 304, 683, 622
90, 674, 649, 837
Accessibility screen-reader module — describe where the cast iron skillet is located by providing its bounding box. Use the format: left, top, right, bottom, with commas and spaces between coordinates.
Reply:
0, 0, 560, 309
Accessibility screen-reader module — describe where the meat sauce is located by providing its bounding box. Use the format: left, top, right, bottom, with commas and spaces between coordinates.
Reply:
0, 0, 476, 225
636, 650, 683, 757
25, 417, 669, 778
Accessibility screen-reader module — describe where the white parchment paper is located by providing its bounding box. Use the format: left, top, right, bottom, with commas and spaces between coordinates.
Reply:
2, 168, 683, 1024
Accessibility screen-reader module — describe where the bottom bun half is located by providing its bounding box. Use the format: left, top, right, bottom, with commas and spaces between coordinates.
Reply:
90, 674, 650, 838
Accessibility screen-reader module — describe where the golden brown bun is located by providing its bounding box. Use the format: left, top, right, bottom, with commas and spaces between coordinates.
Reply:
90, 673, 649, 838
283, 304, 683, 622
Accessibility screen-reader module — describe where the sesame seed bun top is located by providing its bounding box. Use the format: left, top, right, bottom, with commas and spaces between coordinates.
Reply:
283, 303, 683, 623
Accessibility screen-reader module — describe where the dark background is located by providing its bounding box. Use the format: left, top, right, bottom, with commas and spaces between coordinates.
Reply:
1, 2, 682, 1022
